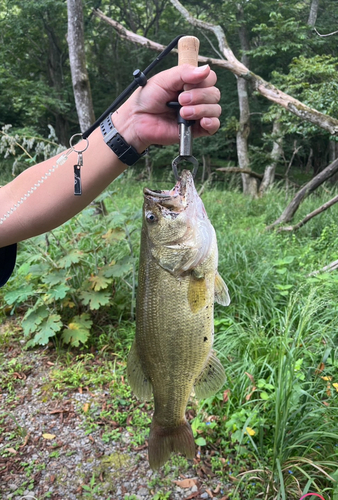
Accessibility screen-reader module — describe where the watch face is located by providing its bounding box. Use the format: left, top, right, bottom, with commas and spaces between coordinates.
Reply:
0, 243, 17, 287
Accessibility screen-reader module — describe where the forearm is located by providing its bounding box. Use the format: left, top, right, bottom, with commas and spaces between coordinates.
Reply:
0, 124, 127, 247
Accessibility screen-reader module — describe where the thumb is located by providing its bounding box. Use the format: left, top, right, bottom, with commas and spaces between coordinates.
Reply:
156, 64, 211, 93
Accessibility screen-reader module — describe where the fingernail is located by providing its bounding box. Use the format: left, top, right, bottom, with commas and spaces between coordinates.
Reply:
194, 64, 209, 73
203, 118, 212, 127
179, 92, 192, 105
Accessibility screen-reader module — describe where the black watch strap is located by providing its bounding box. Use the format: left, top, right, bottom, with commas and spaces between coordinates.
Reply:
100, 114, 146, 166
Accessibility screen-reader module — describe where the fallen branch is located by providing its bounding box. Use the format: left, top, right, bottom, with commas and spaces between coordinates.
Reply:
277, 193, 338, 232
217, 167, 263, 180
266, 158, 338, 230
217, 167, 287, 182
308, 259, 338, 276
94, 6, 338, 136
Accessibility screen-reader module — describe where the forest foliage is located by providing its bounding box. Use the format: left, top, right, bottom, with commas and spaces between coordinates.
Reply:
1, 0, 338, 182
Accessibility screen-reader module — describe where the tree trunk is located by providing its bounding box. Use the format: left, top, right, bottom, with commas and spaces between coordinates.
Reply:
42, 15, 70, 146
236, 82, 257, 196
67, 0, 95, 132
236, 4, 257, 197
259, 120, 283, 196
308, 0, 320, 27
266, 158, 338, 229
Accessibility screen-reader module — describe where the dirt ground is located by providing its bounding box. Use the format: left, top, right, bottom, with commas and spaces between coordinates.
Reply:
0, 322, 232, 500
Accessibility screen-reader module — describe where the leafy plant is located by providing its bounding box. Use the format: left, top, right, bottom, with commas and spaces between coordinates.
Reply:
3, 188, 142, 348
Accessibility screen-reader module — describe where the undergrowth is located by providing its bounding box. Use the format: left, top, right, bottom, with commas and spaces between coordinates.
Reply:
2, 174, 338, 499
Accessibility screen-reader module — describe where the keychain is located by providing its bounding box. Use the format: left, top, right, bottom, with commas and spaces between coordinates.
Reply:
69, 133, 89, 196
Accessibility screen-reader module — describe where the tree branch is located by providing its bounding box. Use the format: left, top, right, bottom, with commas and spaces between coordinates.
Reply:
266, 158, 338, 230
277, 194, 338, 232
94, 5, 338, 136
169, 0, 338, 136
314, 27, 338, 37
216, 167, 263, 180
308, 259, 338, 276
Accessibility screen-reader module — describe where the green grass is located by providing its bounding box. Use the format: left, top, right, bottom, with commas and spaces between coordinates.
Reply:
2, 173, 338, 498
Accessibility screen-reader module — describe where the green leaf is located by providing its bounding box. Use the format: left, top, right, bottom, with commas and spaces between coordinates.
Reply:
58, 249, 83, 268
22, 305, 49, 336
274, 256, 295, 266
80, 290, 111, 310
104, 256, 133, 278
260, 391, 270, 400
27, 263, 50, 276
62, 313, 92, 346
4, 285, 35, 305
275, 284, 293, 290
42, 270, 68, 285
45, 284, 70, 301
16, 262, 31, 276
195, 437, 207, 447
27, 314, 63, 347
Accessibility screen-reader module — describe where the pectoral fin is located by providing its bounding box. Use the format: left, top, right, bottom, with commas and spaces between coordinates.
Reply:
127, 340, 152, 400
188, 275, 210, 313
214, 271, 230, 306
194, 350, 226, 399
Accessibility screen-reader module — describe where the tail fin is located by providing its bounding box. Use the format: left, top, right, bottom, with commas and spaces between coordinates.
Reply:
148, 418, 195, 470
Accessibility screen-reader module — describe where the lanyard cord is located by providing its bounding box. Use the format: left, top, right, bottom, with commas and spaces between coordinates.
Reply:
82, 35, 185, 140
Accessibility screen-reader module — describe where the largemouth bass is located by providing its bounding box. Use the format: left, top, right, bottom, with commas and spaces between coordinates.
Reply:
127, 170, 230, 470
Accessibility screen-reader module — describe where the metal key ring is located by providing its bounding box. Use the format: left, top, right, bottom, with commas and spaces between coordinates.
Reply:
69, 133, 89, 153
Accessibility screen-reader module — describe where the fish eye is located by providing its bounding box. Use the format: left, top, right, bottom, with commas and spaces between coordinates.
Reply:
146, 213, 157, 224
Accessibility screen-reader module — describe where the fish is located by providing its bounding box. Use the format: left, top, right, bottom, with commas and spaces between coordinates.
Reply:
127, 170, 230, 470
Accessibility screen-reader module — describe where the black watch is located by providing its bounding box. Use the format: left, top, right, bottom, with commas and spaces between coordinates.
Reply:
100, 114, 146, 166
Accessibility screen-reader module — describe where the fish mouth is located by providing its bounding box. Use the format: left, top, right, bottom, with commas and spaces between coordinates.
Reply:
143, 170, 193, 209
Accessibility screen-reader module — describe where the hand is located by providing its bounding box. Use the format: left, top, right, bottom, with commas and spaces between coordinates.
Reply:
113, 64, 221, 153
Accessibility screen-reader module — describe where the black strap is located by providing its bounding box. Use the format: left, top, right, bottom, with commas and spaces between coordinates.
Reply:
100, 114, 146, 166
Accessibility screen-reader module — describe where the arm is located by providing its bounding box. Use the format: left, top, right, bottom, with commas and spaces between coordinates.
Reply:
0, 64, 221, 247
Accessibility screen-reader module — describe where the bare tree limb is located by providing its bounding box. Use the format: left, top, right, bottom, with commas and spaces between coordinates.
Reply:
308, 259, 338, 276
94, 5, 338, 136
169, 0, 338, 136
314, 27, 338, 37
94, 9, 168, 51
277, 194, 338, 232
217, 167, 263, 180
259, 119, 284, 196
266, 158, 338, 230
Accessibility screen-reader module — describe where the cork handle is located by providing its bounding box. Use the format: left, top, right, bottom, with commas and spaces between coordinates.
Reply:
178, 36, 200, 67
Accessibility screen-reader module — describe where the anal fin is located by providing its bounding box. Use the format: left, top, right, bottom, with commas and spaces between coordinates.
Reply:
194, 350, 226, 399
127, 340, 152, 400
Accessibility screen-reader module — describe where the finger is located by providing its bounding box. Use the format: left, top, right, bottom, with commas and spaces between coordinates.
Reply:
180, 103, 222, 121
181, 70, 218, 91
191, 117, 221, 137
199, 117, 221, 135
179, 87, 221, 106
155, 64, 214, 93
